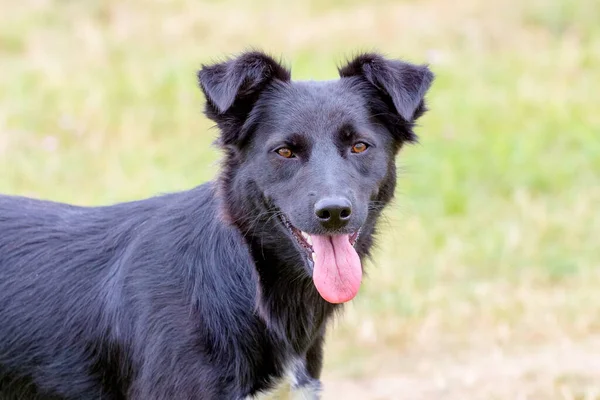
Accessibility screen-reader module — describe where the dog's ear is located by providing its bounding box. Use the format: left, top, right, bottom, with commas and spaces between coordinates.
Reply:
198, 51, 291, 145
339, 53, 434, 142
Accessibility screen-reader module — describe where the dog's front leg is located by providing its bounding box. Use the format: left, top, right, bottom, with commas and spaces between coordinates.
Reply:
289, 332, 325, 400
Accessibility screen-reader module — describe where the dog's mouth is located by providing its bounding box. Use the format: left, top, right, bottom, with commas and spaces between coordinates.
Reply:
279, 215, 362, 304
280, 216, 361, 254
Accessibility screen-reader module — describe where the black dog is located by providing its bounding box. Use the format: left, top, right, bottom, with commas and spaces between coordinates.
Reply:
0, 51, 433, 399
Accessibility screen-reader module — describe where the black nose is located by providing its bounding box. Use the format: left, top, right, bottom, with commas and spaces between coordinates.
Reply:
314, 197, 352, 229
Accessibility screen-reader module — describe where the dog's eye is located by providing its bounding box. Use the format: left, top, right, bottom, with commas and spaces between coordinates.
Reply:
276, 147, 295, 158
351, 142, 369, 154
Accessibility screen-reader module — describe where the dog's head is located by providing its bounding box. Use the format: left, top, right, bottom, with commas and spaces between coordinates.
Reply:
198, 51, 433, 304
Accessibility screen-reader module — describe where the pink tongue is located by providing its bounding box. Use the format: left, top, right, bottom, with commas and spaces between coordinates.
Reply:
311, 235, 362, 304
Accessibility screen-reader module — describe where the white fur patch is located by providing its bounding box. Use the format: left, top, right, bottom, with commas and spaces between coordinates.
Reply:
290, 382, 321, 400
247, 384, 320, 400
245, 358, 321, 399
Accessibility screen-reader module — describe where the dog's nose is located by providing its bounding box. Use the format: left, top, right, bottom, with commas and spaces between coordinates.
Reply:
314, 197, 352, 229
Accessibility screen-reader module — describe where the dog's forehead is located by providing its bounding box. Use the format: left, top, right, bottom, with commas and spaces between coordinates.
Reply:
263, 79, 370, 135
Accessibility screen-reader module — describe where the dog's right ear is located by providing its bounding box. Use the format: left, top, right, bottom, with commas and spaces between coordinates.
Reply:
198, 51, 291, 146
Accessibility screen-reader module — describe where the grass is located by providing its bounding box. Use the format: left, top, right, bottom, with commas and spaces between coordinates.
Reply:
1, 0, 599, 398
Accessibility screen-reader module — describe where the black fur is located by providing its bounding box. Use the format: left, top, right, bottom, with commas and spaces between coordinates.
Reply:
0, 51, 433, 399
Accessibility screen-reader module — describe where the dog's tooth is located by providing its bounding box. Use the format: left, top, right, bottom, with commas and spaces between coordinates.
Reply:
301, 231, 309, 240
306, 235, 312, 246
311, 252, 316, 261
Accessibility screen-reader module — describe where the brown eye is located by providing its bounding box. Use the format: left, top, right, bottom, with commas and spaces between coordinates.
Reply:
276, 147, 294, 158
351, 142, 368, 154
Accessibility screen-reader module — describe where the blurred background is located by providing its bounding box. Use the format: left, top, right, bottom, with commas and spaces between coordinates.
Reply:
1, 0, 599, 398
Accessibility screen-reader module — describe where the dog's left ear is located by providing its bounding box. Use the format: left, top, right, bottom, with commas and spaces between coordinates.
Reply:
339, 54, 434, 142
198, 51, 291, 146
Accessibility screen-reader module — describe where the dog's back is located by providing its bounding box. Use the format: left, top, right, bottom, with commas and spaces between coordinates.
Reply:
0, 193, 133, 398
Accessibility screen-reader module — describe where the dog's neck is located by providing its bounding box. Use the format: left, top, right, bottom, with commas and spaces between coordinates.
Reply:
217, 174, 334, 351
249, 245, 337, 352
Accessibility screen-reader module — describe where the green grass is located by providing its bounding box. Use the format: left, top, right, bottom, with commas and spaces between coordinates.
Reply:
1, 0, 599, 397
